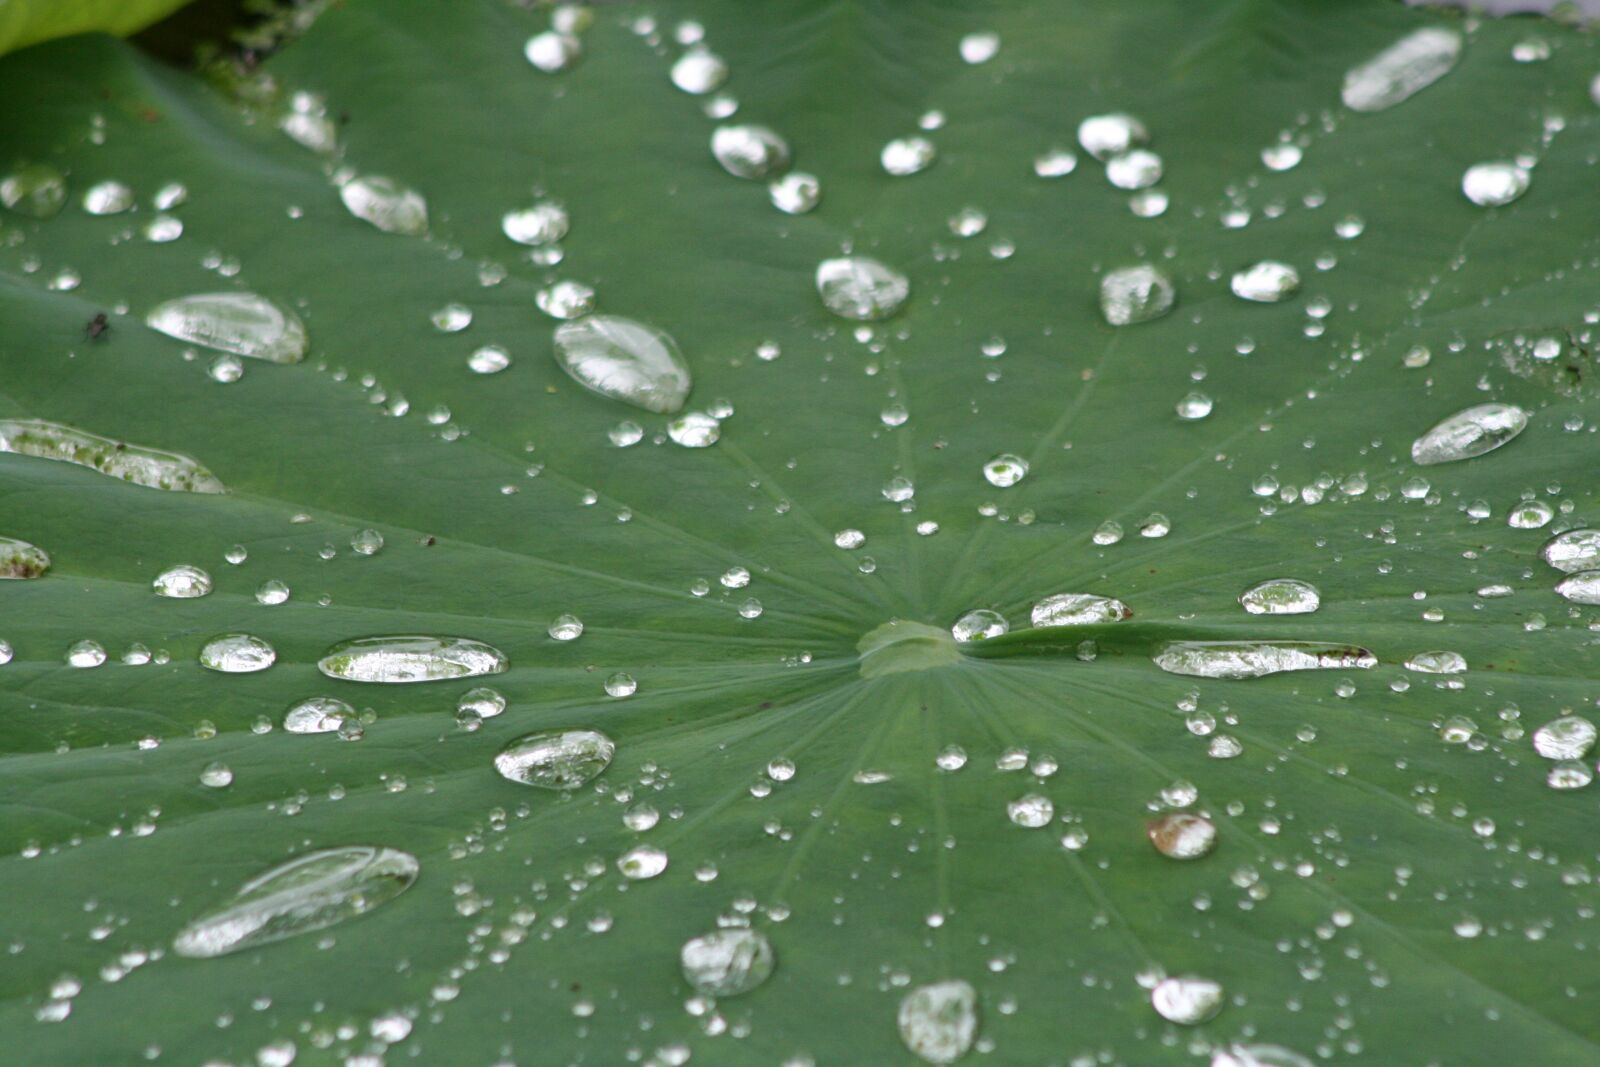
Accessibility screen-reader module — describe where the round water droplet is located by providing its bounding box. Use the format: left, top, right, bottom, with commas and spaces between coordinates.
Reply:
200, 762, 233, 788
469, 345, 511, 374
769, 171, 821, 214
1078, 113, 1148, 161
525, 31, 581, 73
671, 47, 727, 94
1230, 261, 1300, 303
146, 292, 307, 364
882, 136, 937, 177
283, 696, 354, 734
82, 180, 134, 216
1261, 143, 1303, 171
815, 257, 909, 321
553, 315, 691, 414
350, 528, 384, 556
982, 453, 1028, 488
898, 980, 977, 1065
339, 175, 427, 236
535, 280, 595, 320
1007, 794, 1054, 828
952, 609, 1007, 642
1105, 149, 1161, 190
199, 633, 276, 674
1151, 975, 1223, 1025
431, 303, 472, 332
835, 528, 866, 550
605, 672, 637, 697
254, 579, 290, 605
153, 564, 212, 598
1404, 650, 1467, 674
681, 928, 775, 997
711, 124, 790, 179
458, 686, 506, 720
318, 636, 508, 683
1555, 571, 1600, 604
1508, 499, 1554, 529
1410, 403, 1527, 465
959, 31, 999, 64
1176, 392, 1213, 420
1100, 264, 1174, 326
1147, 812, 1216, 859
617, 844, 668, 879
494, 729, 614, 788
1239, 578, 1320, 615
1034, 149, 1078, 178
668, 411, 720, 447
66, 640, 106, 668
1532, 715, 1595, 760
502, 201, 569, 246
1462, 161, 1530, 207
172, 846, 418, 958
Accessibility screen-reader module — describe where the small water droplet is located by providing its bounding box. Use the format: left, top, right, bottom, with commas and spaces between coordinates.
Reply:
199, 762, 233, 788
1007, 794, 1054, 828
671, 47, 727, 94
1147, 812, 1216, 859
502, 201, 569, 246
1033, 148, 1078, 178
959, 31, 1000, 64
981, 453, 1028, 488
604, 672, 637, 697
0, 162, 67, 218
617, 844, 668, 880
882, 136, 937, 177
525, 31, 582, 73
1077, 113, 1148, 161
469, 345, 511, 374
769, 171, 821, 214
667, 411, 720, 447
536, 279, 596, 320
1105, 149, 1161, 190
1176, 392, 1213, 420
284, 696, 355, 734
82, 180, 134, 216
66, 639, 106, 669
153, 563, 211, 598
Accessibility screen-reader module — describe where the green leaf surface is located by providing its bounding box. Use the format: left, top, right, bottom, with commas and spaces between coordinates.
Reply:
0, 0, 191, 57
1, 2, 1598, 1064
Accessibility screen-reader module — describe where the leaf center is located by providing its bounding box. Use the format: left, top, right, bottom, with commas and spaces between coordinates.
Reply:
856, 620, 961, 679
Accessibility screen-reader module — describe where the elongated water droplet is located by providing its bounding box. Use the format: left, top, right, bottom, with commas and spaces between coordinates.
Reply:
1555, 571, 1600, 604
1239, 578, 1320, 615
711, 125, 790, 179
0, 419, 224, 493
1030, 593, 1130, 627
1147, 813, 1216, 859
318, 636, 508, 683
1100, 264, 1174, 326
898, 980, 977, 1064
815, 257, 909, 320
82, 180, 134, 216
1154, 641, 1375, 679
284, 696, 355, 734
1230, 261, 1300, 303
952, 609, 1007, 643
1543, 529, 1600, 573
0, 537, 49, 579
1532, 715, 1595, 760
1077, 113, 1147, 160
1462, 161, 1530, 207
680, 928, 774, 996
1342, 27, 1461, 112
145, 292, 307, 364
172, 846, 418, 958
339, 175, 427, 236
551, 315, 691, 414
494, 729, 614, 788
0, 162, 67, 218
1410, 403, 1527, 465
1151, 975, 1223, 1024
199, 634, 276, 673
1212, 1045, 1313, 1067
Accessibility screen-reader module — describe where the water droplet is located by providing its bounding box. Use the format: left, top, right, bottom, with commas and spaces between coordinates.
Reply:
172, 846, 418, 958
959, 31, 999, 64
199, 634, 276, 674
0, 162, 66, 218
1150, 975, 1223, 1025
1092, 520, 1124, 545
1100, 265, 1174, 326
816, 257, 910, 320
982, 453, 1028, 488
1154, 641, 1376, 679
1342, 27, 1461, 112
525, 31, 581, 73
536, 279, 596, 320
198, 761, 233, 788
152, 563, 211, 598
1007, 794, 1054, 828
66, 640, 106, 668
1403, 650, 1466, 674
1508, 499, 1554, 529
769, 171, 821, 214
1212, 1044, 1313, 1067
1532, 715, 1595, 760
617, 844, 668, 880
604, 672, 637, 697
1261, 143, 1303, 171
1230, 261, 1300, 303
1077, 113, 1147, 161
1147, 813, 1216, 859
339, 175, 427, 236
1462, 161, 1530, 207
1556, 572, 1600, 604
552, 315, 691, 414
882, 136, 937, 177
681, 928, 774, 996
1410, 403, 1527, 465
1542, 529, 1600, 573
318, 636, 508, 683
1239, 578, 1320, 615
494, 729, 614, 788
1176, 392, 1213, 420
671, 47, 727, 94
1105, 149, 1161, 190
82, 180, 134, 215
1031, 593, 1130, 627
502, 201, 569, 246
898, 980, 977, 1064
284, 697, 355, 734
667, 411, 720, 447
145, 292, 307, 364
711, 125, 790, 179
952, 609, 1007, 643
0, 536, 48, 580
1033, 149, 1078, 178
469, 345, 511, 374
254, 579, 290, 605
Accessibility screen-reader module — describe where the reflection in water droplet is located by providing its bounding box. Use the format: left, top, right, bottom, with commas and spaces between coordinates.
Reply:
712, 125, 791, 179
0, 537, 49, 579
898, 980, 977, 1064
952, 610, 1007, 643
1462, 161, 1530, 207
172, 846, 418, 958
525, 31, 581, 73
339, 176, 428, 236
617, 844, 668, 880
816, 257, 909, 320
145, 293, 307, 364
1151, 975, 1223, 1024
284, 696, 355, 734
1410, 403, 1527, 465
681, 928, 774, 996
1031, 593, 1130, 627
318, 636, 508, 683
552, 315, 691, 414
1342, 27, 1461, 113
1147, 813, 1216, 859
982, 453, 1028, 488
1542, 529, 1600, 573
502, 201, 569, 246
0, 162, 67, 218
494, 729, 614, 788
199, 633, 276, 673
1239, 578, 1320, 615
1508, 499, 1553, 529
1154, 641, 1376, 679
1100, 265, 1174, 325
1077, 113, 1147, 160
769, 171, 821, 214
1230, 261, 1300, 303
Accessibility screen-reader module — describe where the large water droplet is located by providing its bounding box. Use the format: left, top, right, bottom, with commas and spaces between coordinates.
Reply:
1100, 265, 1174, 326
680, 928, 774, 996
769, 171, 821, 214
671, 47, 728, 94
0, 537, 49, 579
898, 980, 977, 1064
711, 125, 790, 179
1239, 578, 1320, 615
1410, 403, 1527, 465
1462, 161, 1530, 207
1151, 975, 1223, 1024
283, 696, 356, 735
1077, 114, 1148, 160
1007, 794, 1054, 828
1555, 572, 1600, 604
551, 316, 691, 414
1342, 27, 1461, 112
1403, 649, 1467, 674
339, 175, 428, 236
1154, 641, 1376, 679
882, 136, 937, 176
1030, 593, 1130, 627
815, 257, 909, 320
0, 162, 67, 218
494, 729, 614, 788
981, 453, 1028, 487
172, 846, 418, 958
951, 610, 1007, 643
82, 180, 134, 216
617, 845, 668, 880
1147, 813, 1216, 859
1532, 715, 1595, 760
199, 634, 276, 673
317, 636, 508, 683
0, 419, 224, 493
502, 201, 569, 246
145, 293, 307, 364
1543, 530, 1600, 573
1230, 261, 1300, 303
